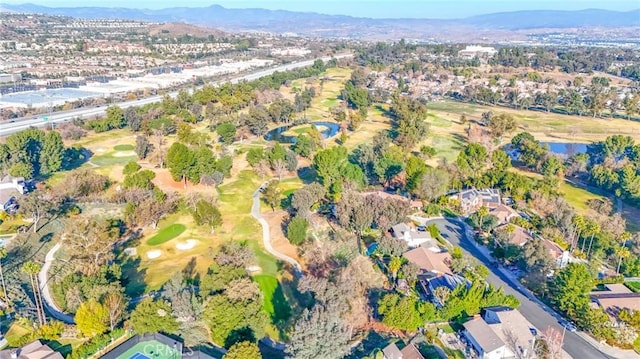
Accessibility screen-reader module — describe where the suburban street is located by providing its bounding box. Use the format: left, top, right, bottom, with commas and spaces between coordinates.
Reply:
425, 217, 615, 359
0, 54, 351, 137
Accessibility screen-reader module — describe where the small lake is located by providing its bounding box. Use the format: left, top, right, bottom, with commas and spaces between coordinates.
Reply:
541, 142, 589, 157
264, 121, 340, 143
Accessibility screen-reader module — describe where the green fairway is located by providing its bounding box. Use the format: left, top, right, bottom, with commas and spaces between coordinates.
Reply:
558, 181, 606, 215
146, 223, 186, 245
90, 153, 137, 167
114, 144, 135, 151
253, 274, 291, 322
625, 281, 640, 293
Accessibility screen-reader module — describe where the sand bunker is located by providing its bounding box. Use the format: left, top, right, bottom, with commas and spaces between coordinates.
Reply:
124, 247, 137, 256
176, 239, 198, 251
147, 250, 162, 259
112, 151, 136, 157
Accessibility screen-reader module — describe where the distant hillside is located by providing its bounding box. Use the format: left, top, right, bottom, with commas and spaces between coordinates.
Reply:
1, 3, 639, 39
146, 23, 226, 38
464, 9, 640, 29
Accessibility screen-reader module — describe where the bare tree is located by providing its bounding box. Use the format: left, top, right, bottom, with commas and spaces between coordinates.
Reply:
60, 217, 120, 275
104, 292, 125, 331
18, 191, 58, 233
539, 326, 564, 359
272, 159, 287, 180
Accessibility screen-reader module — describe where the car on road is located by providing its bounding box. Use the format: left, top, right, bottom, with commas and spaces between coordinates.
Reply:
416, 226, 426, 232
559, 320, 577, 332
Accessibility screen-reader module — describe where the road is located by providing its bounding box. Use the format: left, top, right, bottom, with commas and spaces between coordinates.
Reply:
0, 54, 352, 137
424, 217, 615, 359
251, 184, 302, 277
38, 243, 74, 324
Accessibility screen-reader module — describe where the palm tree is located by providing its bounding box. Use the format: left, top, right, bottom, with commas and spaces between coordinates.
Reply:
477, 206, 489, 232
388, 256, 402, 281
22, 261, 46, 326
616, 246, 631, 275
0, 248, 8, 308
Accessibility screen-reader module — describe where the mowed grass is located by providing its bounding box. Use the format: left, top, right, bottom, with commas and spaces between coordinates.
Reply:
426, 100, 640, 143
253, 274, 292, 322
114, 144, 135, 151
147, 223, 187, 245
625, 281, 640, 293
4, 322, 32, 346
558, 181, 606, 214
217, 170, 281, 276
508, 168, 606, 215
281, 67, 351, 122
89, 152, 137, 167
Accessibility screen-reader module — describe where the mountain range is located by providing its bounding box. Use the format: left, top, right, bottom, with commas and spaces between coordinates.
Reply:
1, 3, 639, 40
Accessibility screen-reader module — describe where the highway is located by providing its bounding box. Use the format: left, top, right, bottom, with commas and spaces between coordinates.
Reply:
0, 54, 351, 137
424, 217, 615, 359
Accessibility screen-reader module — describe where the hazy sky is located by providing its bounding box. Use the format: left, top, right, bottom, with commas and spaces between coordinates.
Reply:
2, 0, 638, 18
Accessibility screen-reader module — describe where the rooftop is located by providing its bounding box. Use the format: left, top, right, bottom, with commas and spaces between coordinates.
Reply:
403, 246, 452, 275
464, 318, 505, 353
0, 341, 63, 359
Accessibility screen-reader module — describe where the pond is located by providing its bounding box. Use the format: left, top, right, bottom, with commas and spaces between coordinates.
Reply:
541, 142, 589, 158
264, 121, 340, 143
505, 141, 589, 160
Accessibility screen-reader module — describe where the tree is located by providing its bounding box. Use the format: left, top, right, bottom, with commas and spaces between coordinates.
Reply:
477, 206, 489, 230
75, 299, 109, 337
377, 293, 435, 331
262, 181, 281, 211
487, 113, 517, 140
123, 161, 141, 175
22, 261, 46, 326
616, 246, 631, 275
18, 190, 57, 233
204, 287, 267, 346
377, 237, 407, 256
0, 248, 7, 308
60, 217, 120, 275
292, 134, 315, 158
552, 263, 593, 318
520, 239, 555, 277
414, 167, 450, 201
457, 143, 488, 180
313, 146, 347, 188
126, 192, 179, 229
287, 216, 309, 245
246, 148, 265, 167
217, 123, 237, 144
223, 341, 262, 359
129, 299, 178, 334
39, 131, 64, 175
272, 159, 287, 180
286, 304, 351, 359
167, 142, 194, 184
123, 169, 156, 189
539, 326, 564, 359
285, 150, 298, 171
388, 256, 403, 280
135, 135, 153, 159
192, 199, 223, 234
401, 262, 420, 285
103, 292, 126, 331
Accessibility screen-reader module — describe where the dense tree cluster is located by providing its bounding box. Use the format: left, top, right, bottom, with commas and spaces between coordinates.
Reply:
0, 128, 67, 179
